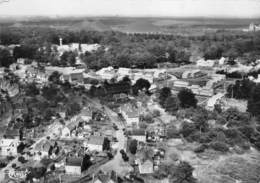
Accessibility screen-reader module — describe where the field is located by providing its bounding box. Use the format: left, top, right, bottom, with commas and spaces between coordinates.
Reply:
1, 17, 260, 35
165, 141, 260, 183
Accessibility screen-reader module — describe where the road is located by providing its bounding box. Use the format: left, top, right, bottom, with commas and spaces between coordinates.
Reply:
98, 105, 132, 175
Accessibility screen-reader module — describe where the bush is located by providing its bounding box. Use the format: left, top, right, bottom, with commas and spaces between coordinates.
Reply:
194, 144, 208, 153
18, 156, 26, 164
210, 141, 229, 152
129, 140, 138, 154
152, 110, 161, 117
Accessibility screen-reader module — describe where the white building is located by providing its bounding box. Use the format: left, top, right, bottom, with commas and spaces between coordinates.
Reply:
173, 80, 189, 88
196, 59, 215, 67
120, 104, 139, 126
137, 159, 154, 174
86, 136, 104, 152
129, 129, 146, 142
65, 157, 82, 175
206, 93, 225, 111
0, 139, 20, 156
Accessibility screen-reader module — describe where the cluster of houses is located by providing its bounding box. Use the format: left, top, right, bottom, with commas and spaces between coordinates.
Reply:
0, 128, 21, 157
57, 38, 101, 55
96, 66, 166, 85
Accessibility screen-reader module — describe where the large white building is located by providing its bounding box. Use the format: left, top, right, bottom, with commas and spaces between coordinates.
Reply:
0, 139, 20, 156
85, 136, 104, 152
120, 104, 139, 126
65, 157, 83, 175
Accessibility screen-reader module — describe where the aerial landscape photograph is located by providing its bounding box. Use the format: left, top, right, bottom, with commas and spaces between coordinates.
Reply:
0, 0, 260, 182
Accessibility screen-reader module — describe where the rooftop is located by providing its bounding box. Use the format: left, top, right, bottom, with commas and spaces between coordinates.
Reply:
88, 136, 104, 146
66, 157, 83, 167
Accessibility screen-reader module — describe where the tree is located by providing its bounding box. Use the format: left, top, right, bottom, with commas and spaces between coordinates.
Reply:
24, 82, 39, 96
178, 89, 197, 108
103, 137, 110, 151
164, 96, 179, 114
43, 108, 55, 121
60, 51, 76, 66
226, 79, 255, 100
180, 122, 196, 138
171, 161, 197, 183
48, 71, 61, 84
0, 49, 14, 67
192, 108, 209, 132
133, 78, 151, 94
129, 139, 138, 154
81, 154, 92, 171
159, 87, 172, 106
248, 84, 260, 118
209, 141, 229, 152
66, 102, 81, 116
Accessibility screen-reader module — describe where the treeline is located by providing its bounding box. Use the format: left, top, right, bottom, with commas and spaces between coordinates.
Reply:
1, 27, 260, 69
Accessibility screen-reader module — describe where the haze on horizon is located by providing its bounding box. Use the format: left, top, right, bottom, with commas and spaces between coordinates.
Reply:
0, 0, 260, 18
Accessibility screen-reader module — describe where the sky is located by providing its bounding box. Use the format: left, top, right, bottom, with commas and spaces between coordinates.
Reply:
0, 0, 260, 18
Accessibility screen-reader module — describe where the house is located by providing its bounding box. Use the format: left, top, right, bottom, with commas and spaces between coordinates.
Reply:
196, 59, 215, 67
173, 80, 189, 88
81, 107, 92, 122
86, 136, 104, 152
34, 140, 53, 160
70, 72, 84, 83
61, 123, 76, 138
113, 93, 128, 101
0, 139, 20, 156
4, 128, 20, 140
206, 93, 225, 111
129, 129, 146, 142
120, 104, 139, 126
137, 159, 154, 174
93, 174, 116, 183
199, 87, 214, 97
65, 157, 83, 175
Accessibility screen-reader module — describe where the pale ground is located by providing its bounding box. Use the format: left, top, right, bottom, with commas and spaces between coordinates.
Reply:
165, 140, 260, 183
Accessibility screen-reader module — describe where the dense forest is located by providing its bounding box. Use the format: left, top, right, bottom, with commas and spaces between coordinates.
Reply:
0, 26, 260, 69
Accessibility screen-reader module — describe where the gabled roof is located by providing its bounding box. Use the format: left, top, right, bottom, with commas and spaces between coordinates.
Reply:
94, 174, 115, 183
129, 129, 146, 136
4, 128, 20, 139
66, 157, 83, 167
88, 136, 104, 146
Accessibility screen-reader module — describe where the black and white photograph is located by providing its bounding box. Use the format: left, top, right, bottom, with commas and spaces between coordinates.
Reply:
0, 0, 260, 182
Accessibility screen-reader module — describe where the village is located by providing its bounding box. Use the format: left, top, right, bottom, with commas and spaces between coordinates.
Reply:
0, 27, 260, 183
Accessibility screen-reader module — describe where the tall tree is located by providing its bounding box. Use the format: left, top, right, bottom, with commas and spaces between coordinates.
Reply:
159, 87, 172, 107
0, 49, 14, 67
248, 84, 260, 118
178, 89, 197, 108
164, 96, 179, 114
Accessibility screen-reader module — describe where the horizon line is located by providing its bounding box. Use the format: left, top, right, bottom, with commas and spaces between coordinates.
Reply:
0, 14, 260, 20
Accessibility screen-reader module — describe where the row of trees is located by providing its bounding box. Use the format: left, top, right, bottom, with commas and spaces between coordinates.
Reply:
158, 87, 197, 114
3, 26, 260, 69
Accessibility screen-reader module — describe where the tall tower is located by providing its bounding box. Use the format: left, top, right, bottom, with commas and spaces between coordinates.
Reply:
59, 38, 63, 46
249, 23, 256, 32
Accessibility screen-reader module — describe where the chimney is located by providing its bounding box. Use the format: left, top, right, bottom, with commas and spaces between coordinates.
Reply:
59, 38, 63, 46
